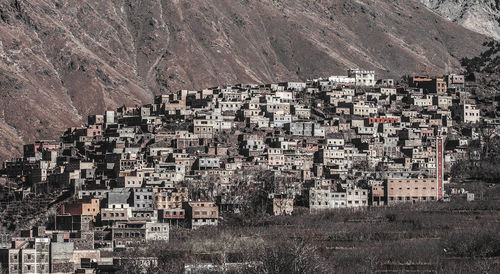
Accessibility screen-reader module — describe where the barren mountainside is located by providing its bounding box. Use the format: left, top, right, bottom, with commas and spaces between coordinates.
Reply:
0, 0, 489, 160
419, 0, 500, 40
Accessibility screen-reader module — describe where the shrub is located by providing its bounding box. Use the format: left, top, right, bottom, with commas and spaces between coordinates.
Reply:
443, 228, 500, 257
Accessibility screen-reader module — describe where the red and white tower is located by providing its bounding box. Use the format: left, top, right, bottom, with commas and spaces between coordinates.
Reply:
436, 136, 444, 200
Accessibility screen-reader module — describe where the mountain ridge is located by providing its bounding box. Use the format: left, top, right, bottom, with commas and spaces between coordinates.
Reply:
418, 0, 500, 40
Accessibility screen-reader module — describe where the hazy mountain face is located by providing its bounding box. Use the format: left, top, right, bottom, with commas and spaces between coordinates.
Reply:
0, 0, 488, 160
419, 0, 500, 40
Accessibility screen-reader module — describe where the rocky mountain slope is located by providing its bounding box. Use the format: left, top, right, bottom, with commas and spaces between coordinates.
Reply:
419, 0, 500, 40
0, 0, 489, 160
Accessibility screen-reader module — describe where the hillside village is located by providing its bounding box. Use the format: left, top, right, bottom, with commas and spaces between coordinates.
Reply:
0, 69, 497, 273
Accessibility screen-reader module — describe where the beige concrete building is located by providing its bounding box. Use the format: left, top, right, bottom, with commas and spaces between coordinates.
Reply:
154, 188, 188, 210
386, 177, 438, 205
193, 119, 215, 138
268, 148, 285, 166
272, 195, 294, 216
183, 201, 219, 229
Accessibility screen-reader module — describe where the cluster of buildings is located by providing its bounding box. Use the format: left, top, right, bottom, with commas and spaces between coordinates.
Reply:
0, 69, 494, 273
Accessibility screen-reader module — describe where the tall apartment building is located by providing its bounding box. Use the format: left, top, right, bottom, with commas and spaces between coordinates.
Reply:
0, 237, 50, 274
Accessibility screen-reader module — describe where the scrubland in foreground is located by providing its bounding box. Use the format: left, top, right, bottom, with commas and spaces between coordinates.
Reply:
118, 186, 500, 273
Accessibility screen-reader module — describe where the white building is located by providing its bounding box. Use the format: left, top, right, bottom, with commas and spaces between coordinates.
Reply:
348, 69, 375, 87
309, 188, 348, 210
460, 104, 480, 123
328, 76, 356, 85
346, 188, 369, 208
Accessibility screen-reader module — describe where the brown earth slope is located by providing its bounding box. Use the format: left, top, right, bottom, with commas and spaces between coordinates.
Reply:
0, 0, 489, 160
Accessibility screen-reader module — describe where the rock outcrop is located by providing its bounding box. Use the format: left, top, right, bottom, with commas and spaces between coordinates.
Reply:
419, 0, 500, 40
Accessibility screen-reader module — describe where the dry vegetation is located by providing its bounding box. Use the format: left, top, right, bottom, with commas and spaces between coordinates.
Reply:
118, 186, 500, 273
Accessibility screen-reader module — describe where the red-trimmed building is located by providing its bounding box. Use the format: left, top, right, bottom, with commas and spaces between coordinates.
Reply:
368, 117, 399, 125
